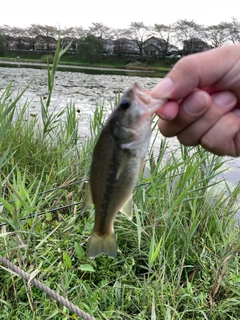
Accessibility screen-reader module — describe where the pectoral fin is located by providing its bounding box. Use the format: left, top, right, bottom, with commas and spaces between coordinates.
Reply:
80, 183, 92, 214
120, 195, 133, 219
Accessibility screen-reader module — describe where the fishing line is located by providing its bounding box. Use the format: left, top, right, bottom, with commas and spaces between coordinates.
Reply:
0, 202, 82, 227
0, 255, 95, 320
0, 174, 221, 228
0, 178, 89, 207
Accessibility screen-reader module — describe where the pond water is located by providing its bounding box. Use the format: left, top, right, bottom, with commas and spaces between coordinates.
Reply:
0, 66, 170, 138
1, 65, 240, 217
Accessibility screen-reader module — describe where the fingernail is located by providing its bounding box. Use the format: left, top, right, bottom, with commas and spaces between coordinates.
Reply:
212, 92, 236, 107
151, 78, 174, 98
184, 91, 208, 115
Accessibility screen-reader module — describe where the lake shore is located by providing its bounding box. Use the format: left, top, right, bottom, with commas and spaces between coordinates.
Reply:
0, 58, 170, 77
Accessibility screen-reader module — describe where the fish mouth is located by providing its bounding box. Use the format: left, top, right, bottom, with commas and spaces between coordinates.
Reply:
133, 82, 167, 116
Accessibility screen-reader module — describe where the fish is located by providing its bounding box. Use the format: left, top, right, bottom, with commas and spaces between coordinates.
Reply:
83, 82, 166, 259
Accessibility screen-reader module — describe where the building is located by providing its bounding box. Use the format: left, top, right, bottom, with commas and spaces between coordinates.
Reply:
34, 35, 57, 52
183, 38, 210, 55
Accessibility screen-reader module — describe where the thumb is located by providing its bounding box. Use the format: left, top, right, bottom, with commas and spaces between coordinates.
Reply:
151, 45, 240, 101
151, 57, 201, 100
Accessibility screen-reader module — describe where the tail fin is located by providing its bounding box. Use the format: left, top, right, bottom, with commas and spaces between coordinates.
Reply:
88, 232, 117, 259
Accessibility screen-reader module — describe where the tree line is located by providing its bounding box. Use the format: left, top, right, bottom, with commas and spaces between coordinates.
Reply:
0, 18, 239, 60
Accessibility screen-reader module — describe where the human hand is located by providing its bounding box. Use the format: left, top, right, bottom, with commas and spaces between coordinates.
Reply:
151, 44, 240, 157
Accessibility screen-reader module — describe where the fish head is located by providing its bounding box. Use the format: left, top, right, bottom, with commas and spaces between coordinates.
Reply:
109, 82, 167, 149
112, 82, 167, 128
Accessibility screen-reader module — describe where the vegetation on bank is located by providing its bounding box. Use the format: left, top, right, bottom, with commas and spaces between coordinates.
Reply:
0, 49, 173, 74
0, 40, 240, 320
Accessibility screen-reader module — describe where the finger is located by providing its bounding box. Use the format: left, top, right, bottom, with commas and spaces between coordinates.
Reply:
200, 111, 240, 157
158, 90, 211, 137
155, 100, 179, 121
151, 44, 240, 101
177, 91, 238, 145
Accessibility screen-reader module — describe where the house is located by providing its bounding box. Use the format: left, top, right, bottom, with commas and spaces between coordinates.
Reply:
102, 38, 115, 54
34, 35, 57, 52
143, 36, 166, 55
5, 35, 17, 50
143, 43, 161, 55
113, 38, 139, 56
61, 37, 78, 51
5, 32, 217, 58
124, 39, 139, 55
183, 38, 210, 55
167, 44, 179, 54
143, 36, 179, 56
15, 37, 32, 50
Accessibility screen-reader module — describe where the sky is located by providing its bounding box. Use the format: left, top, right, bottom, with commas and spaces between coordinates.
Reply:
2, 0, 240, 30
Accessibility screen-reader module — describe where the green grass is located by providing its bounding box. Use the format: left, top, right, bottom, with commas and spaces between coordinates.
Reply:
0, 41, 240, 320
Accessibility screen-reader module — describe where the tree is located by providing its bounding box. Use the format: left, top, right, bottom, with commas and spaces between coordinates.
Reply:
28, 24, 58, 38
221, 17, 240, 44
77, 34, 104, 64
59, 27, 87, 52
0, 25, 26, 50
203, 24, 228, 47
127, 22, 150, 56
28, 24, 58, 52
112, 28, 129, 58
88, 22, 112, 39
0, 34, 6, 56
153, 24, 174, 57
60, 26, 86, 39
0, 25, 23, 38
174, 19, 205, 54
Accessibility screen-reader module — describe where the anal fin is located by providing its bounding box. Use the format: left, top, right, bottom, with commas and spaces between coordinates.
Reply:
120, 195, 133, 219
80, 183, 92, 214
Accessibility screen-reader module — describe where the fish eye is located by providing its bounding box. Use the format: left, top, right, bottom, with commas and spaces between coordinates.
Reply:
120, 99, 131, 110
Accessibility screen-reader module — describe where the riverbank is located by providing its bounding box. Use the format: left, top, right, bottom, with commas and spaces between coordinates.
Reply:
0, 56, 171, 77
0, 60, 167, 77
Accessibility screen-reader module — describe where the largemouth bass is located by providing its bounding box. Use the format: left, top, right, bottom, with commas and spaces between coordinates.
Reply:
83, 82, 166, 258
